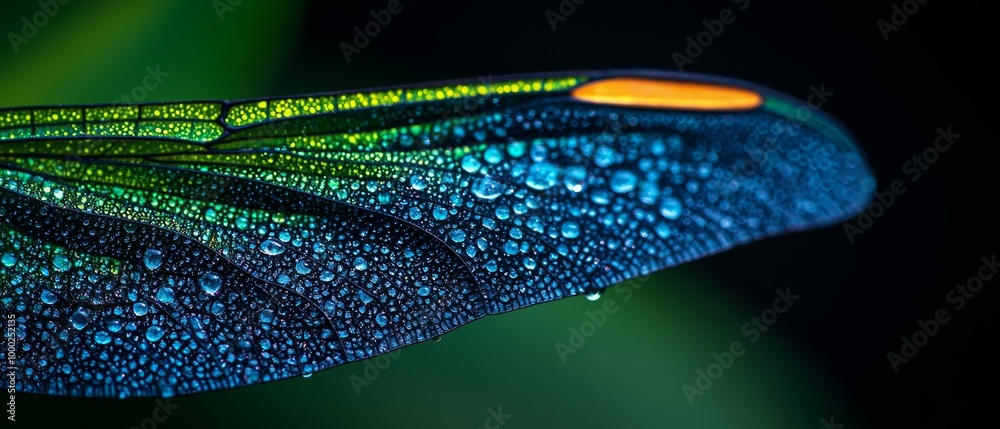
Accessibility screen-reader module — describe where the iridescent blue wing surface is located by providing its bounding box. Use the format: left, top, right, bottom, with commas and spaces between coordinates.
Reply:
0, 70, 874, 397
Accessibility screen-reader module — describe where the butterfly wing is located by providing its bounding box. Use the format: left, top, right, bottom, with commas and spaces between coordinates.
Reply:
0, 70, 874, 397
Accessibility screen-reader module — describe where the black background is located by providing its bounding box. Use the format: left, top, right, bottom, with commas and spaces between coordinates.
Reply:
287, 0, 991, 427
7, 0, 993, 427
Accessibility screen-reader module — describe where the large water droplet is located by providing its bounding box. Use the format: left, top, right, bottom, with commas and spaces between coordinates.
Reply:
259, 239, 285, 255
472, 177, 503, 200
1, 252, 16, 267
156, 287, 175, 303
449, 229, 466, 243
199, 272, 222, 295
526, 163, 558, 190
417, 286, 431, 297
408, 207, 422, 220
41, 289, 58, 305
52, 255, 71, 272
433, 206, 448, 220
94, 331, 111, 345
376, 314, 388, 326
610, 171, 637, 193
354, 257, 369, 271
655, 223, 672, 238
560, 222, 581, 239
409, 175, 428, 191
133, 302, 149, 316
563, 166, 587, 193
460, 155, 482, 173
70, 308, 90, 330
259, 309, 275, 324
295, 260, 313, 275
595, 146, 617, 167
145, 325, 165, 342
659, 197, 683, 220
585, 290, 603, 301
143, 249, 163, 270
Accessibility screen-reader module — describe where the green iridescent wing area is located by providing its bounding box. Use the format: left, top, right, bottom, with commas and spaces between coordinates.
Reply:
0, 71, 873, 397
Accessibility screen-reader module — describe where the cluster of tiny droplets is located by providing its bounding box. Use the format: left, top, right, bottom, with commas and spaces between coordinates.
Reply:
0, 77, 872, 397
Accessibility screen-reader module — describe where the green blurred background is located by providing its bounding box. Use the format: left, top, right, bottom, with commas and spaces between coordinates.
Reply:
3, 0, 986, 427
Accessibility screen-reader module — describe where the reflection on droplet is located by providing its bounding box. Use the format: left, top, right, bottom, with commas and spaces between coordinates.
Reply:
259, 239, 285, 255
143, 249, 163, 270
145, 325, 165, 342
199, 272, 222, 295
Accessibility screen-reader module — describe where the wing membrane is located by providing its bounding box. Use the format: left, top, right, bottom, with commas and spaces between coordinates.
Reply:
0, 71, 873, 397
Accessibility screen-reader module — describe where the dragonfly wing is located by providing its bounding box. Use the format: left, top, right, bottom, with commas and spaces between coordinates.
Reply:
0, 71, 874, 397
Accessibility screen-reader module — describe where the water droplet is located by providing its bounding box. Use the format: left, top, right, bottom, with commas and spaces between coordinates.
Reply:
563, 166, 587, 193
560, 222, 581, 239
595, 146, 617, 167
472, 177, 503, 200
376, 314, 388, 326
211, 302, 225, 315
526, 163, 558, 190
483, 145, 503, 164
70, 308, 90, 330
94, 331, 111, 345
638, 182, 660, 204
417, 286, 431, 297
143, 249, 163, 270
409, 175, 428, 191
133, 302, 149, 316
433, 206, 448, 220
259, 238, 285, 255
199, 272, 222, 295
52, 255, 71, 272
1, 252, 16, 267
485, 260, 498, 272
259, 309, 275, 324
145, 326, 165, 342
235, 216, 249, 230
655, 223, 672, 238
585, 290, 603, 301
659, 197, 683, 220
295, 260, 313, 275
40, 289, 58, 305
460, 155, 481, 173
523, 257, 537, 270
530, 144, 548, 162
244, 368, 260, 384
610, 171, 637, 193
449, 229, 466, 243
408, 207, 422, 220
156, 287, 175, 303
503, 241, 519, 255
354, 257, 368, 271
